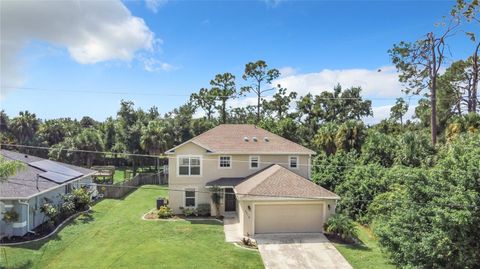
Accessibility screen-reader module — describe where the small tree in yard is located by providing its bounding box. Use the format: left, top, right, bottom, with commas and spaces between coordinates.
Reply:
210, 186, 222, 218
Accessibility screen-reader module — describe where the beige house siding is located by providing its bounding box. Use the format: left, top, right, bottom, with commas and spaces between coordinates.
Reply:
167, 142, 312, 213
238, 199, 337, 236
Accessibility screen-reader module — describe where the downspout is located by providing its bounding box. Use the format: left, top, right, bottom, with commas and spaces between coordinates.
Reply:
18, 200, 36, 234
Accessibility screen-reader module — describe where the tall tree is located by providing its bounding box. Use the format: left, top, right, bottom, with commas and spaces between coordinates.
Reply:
241, 60, 280, 123
190, 88, 217, 120
140, 120, 171, 155
390, 23, 458, 144
10, 111, 40, 144
262, 85, 297, 118
210, 73, 237, 123
390, 98, 409, 124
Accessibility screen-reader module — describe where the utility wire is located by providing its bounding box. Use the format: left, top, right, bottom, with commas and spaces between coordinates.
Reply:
2, 143, 480, 171
4, 85, 479, 101
4, 179, 479, 209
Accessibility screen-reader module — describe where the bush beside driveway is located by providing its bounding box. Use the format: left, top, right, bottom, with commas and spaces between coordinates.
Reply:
1, 185, 263, 269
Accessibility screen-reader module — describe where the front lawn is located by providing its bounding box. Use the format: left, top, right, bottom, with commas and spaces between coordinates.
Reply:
333, 224, 394, 269
0, 185, 263, 269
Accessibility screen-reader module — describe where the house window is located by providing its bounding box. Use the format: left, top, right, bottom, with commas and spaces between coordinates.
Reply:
289, 156, 299, 169
178, 156, 201, 176
250, 156, 259, 169
219, 156, 231, 168
185, 188, 196, 207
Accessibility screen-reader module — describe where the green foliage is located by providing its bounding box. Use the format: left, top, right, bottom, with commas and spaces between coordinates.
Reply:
361, 130, 399, 167
395, 131, 436, 167
311, 151, 358, 190
196, 203, 211, 216
210, 73, 237, 124
40, 200, 59, 223
389, 98, 409, 124
0, 156, 24, 182
72, 187, 91, 210
181, 207, 198, 217
210, 186, 222, 218
335, 120, 365, 153
313, 122, 338, 154
371, 134, 480, 268
2, 209, 19, 223
323, 214, 358, 243
335, 164, 388, 223
157, 206, 174, 219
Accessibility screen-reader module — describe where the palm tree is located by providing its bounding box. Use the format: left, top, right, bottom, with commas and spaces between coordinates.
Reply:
335, 120, 365, 152
314, 122, 338, 155
0, 157, 24, 182
10, 111, 40, 144
140, 120, 171, 155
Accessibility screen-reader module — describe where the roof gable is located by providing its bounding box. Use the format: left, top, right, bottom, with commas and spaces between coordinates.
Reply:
235, 164, 339, 200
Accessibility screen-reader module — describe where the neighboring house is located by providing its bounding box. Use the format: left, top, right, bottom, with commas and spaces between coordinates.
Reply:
0, 150, 96, 239
165, 124, 339, 236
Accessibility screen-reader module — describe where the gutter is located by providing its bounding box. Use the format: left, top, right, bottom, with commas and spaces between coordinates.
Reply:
1, 171, 96, 201
18, 200, 36, 234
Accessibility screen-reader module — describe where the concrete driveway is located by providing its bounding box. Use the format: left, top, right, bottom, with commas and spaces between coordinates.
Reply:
255, 233, 353, 269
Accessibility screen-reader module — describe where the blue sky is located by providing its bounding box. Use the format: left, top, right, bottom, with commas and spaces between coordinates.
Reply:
1, 0, 475, 123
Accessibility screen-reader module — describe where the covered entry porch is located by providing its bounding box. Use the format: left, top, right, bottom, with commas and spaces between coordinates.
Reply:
205, 177, 244, 216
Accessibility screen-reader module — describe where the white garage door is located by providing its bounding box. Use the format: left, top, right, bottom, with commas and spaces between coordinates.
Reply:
254, 203, 324, 234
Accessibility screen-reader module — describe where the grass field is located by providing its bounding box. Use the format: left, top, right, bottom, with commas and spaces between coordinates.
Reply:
333, 224, 394, 269
0, 185, 263, 269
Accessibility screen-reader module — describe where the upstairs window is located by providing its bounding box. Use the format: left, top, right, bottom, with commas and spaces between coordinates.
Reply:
178, 156, 201, 176
219, 156, 231, 168
250, 156, 259, 169
185, 188, 196, 207
289, 156, 299, 169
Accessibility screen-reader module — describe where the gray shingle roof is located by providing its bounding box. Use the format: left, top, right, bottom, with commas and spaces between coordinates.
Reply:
0, 150, 95, 199
235, 164, 339, 200
205, 177, 246, 187
166, 124, 316, 155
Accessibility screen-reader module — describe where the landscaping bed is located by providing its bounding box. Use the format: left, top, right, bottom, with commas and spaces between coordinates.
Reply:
1, 185, 263, 269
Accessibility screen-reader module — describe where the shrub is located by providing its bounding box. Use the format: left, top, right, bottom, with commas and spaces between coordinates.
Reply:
181, 207, 198, 217
2, 209, 19, 223
40, 201, 59, 224
323, 214, 358, 243
59, 194, 76, 216
72, 187, 91, 210
157, 206, 174, 219
196, 203, 211, 216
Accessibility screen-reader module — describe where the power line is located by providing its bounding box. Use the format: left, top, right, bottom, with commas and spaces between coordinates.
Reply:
4, 179, 479, 209
4, 85, 479, 101
2, 143, 480, 171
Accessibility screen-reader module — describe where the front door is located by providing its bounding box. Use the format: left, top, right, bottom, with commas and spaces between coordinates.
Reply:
224, 188, 236, 212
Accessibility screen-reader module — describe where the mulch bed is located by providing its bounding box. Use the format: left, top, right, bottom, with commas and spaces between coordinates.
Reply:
1, 207, 90, 244
325, 233, 356, 245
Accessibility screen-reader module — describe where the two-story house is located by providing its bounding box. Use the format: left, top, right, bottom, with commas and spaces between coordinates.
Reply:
165, 124, 339, 236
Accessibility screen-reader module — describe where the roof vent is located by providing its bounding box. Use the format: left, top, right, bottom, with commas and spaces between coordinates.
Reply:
243, 136, 249, 142
252, 136, 258, 142
264, 137, 269, 142
25, 155, 28, 158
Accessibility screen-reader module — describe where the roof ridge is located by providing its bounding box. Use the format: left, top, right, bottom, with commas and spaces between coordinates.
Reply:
236, 164, 280, 193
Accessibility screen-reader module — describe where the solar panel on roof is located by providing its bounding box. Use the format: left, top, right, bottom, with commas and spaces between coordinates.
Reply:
39, 171, 76, 183
29, 160, 83, 177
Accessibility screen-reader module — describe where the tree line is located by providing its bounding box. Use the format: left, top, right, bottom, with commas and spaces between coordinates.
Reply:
0, 0, 479, 267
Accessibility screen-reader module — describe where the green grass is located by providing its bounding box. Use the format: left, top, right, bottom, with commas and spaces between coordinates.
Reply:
333, 224, 394, 269
0, 185, 263, 269
113, 167, 162, 184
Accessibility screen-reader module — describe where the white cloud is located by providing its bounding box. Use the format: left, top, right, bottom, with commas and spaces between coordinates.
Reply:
364, 104, 417, 125
1, 0, 157, 93
146, 0, 168, 13
278, 66, 297, 77
140, 56, 176, 72
274, 66, 404, 97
